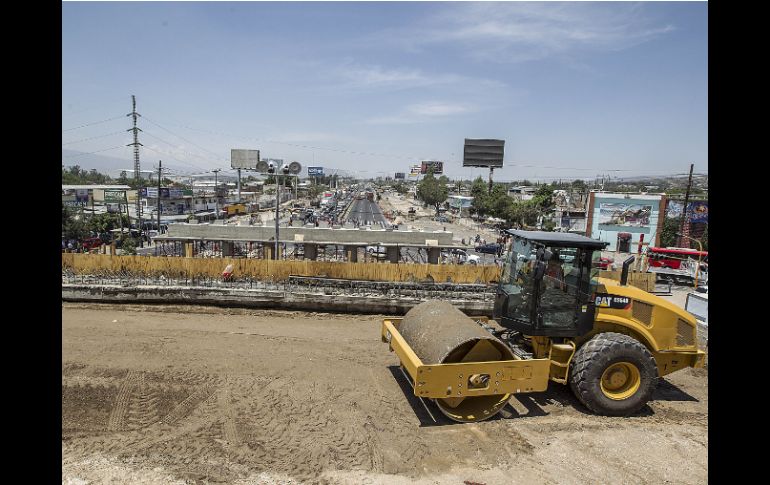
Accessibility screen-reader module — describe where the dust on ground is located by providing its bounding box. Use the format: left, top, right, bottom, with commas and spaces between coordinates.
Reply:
62, 303, 707, 484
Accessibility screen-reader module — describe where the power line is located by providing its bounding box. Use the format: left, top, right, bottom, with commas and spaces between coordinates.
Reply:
141, 115, 230, 162
62, 115, 125, 132
142, 145, 209, 173
62, 145, 126, 158
141, 132, 231, 171
142, 115, 418, 160
62, 130, 127, 146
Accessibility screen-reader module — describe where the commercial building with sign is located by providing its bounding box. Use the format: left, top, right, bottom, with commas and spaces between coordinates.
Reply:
585, 192, 667, 252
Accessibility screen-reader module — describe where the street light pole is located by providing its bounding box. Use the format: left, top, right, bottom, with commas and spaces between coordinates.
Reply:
676, 232, 704, 288
212, 169, 221, 223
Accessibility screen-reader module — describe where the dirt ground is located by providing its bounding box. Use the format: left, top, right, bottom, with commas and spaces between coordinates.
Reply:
62, 303, 707, 485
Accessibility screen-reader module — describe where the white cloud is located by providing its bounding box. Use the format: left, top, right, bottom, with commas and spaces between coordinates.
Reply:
365, 101, 476, 125
335, 63, 505, 90
384, 2, 676, 63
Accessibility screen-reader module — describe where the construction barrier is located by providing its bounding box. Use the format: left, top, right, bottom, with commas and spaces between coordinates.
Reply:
61, 254, 502, 284
598, 270, 657, 292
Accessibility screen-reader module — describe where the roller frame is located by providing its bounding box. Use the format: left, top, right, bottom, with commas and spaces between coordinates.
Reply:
382, 318, 551, 400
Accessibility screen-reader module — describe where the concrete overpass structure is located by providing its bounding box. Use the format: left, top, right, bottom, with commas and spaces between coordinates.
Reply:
154, 223, 463, 263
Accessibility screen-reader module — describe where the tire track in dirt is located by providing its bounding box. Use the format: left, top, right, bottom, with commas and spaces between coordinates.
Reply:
128, 379, 161, 430
161, 384, 217, 425
107, 370, 142, 432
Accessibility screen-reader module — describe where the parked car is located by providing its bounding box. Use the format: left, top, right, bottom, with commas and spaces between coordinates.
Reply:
366, 245, 388, 259
442, 248, 480, 265
81, 237, 103, 250
434, 215, 450, 223
474, 243, 502, 255
593, 257, 615, 270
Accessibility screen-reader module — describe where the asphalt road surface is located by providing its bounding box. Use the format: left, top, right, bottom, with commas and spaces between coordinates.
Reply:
346, 198, 389, 227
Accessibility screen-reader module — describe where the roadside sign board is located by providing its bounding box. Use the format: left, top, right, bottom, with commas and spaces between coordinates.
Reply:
420, 161, 443, 174
104, 190, 126, 203
308, 166, 325, 176
231, 149, 260, 170
463, 139, 505, 168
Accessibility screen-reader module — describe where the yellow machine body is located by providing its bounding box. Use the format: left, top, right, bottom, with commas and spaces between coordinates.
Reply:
382, 278, 705, 410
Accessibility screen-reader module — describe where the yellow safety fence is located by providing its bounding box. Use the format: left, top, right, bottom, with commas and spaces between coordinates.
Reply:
61, 254, 502, 284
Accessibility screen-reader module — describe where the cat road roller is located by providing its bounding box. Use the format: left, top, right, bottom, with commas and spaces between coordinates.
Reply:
381, 230, 706, 423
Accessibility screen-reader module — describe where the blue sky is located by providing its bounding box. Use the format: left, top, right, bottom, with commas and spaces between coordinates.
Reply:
62, 1, 708, 181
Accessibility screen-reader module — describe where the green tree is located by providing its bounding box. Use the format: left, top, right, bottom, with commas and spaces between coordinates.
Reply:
487, 183, 512, 219
86, 213, 130, 235
469, 176, 489, 219
659, 216, 681, 248
416, 170, 448, 217
61, 203, 88, 240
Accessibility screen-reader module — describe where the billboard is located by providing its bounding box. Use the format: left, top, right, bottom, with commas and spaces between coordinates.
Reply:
394, 172, 405, 180
688, 201, 708, 223
666, 200, 708, 223
597, 203, 652, 228
142, 188, 171, 198
420, 160, 443, 174
463, 139, 505, 168
103, 190, 126, 203
75, 189, 90, 203
308, 166, 324, 176
231, 149, 260, 170
409, 165, 421, 176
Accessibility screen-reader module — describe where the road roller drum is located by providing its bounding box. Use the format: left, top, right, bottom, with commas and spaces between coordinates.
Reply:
399, 300, 515, 422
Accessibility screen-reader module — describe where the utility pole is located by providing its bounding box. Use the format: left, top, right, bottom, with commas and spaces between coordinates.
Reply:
275, 173, 280, 258
212, 169, 221, 223
127, 95, 144, 246
237, 168, 242, 202
678, 163, 695, 248
189, 176, 194, 216
157, 160, 162, 236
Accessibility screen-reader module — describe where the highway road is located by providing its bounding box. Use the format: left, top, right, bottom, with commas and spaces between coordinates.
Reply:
346, 198, 389, 227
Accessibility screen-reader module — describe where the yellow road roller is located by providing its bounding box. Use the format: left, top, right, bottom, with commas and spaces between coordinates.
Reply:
382, 230, 706, 423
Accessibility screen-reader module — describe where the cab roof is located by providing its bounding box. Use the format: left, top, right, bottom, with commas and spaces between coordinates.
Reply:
506, 229, 609, 250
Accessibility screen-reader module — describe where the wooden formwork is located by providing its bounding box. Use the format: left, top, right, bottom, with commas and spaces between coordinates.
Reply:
61, 254, 502, 284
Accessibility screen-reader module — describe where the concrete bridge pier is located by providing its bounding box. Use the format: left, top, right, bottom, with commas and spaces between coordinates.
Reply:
304, 243, 318, 261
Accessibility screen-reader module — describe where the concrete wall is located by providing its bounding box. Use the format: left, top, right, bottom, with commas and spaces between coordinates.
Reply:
62, 284, 494, 316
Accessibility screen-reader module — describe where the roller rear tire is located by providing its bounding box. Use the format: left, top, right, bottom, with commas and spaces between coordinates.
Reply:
569, 332, 658, 416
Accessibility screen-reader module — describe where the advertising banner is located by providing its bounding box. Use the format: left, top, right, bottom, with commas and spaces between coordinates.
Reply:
463, 138, 505, 168
420, 160, 443, 174
666, 200, 708, 223
394, 172, 406, 180
75, 189, 90, 203
597, 203, 652, 228
308, 166, 324, 177
103, 190, 126, 203
688, 201, 708, 223
231, 149, 260, 170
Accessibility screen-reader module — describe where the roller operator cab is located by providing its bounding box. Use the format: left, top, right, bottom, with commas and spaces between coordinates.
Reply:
381, 230, 705, 423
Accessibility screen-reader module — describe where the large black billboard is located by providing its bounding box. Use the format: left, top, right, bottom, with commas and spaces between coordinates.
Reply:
463, 139, 505, 168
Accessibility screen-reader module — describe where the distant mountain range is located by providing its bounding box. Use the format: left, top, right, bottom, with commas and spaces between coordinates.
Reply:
62, 149, 140, 177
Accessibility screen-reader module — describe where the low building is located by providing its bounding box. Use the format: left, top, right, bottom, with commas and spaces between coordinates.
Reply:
447, 195, 474, 216
507, 186, 536, 202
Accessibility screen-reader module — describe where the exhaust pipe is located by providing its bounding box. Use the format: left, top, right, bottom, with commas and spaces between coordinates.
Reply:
620, 255, 636, 286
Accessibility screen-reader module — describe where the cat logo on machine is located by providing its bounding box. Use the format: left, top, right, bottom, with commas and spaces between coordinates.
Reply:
594, 294, 632, 310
